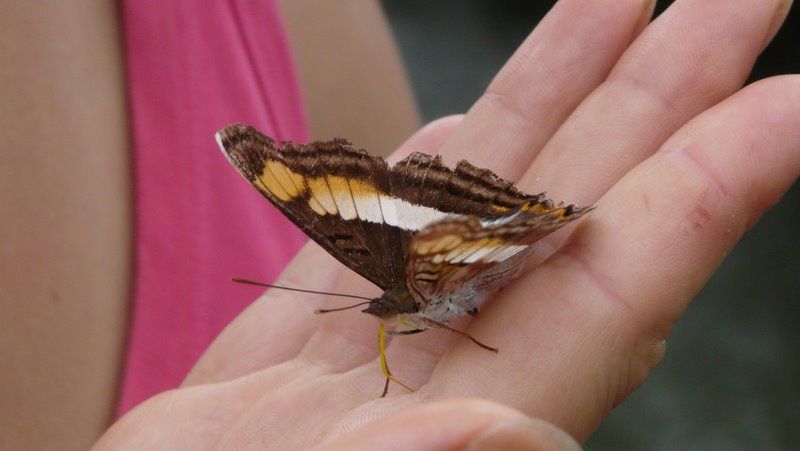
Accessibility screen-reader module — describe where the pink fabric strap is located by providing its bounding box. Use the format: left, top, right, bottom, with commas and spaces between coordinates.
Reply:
118, 0, 307, 414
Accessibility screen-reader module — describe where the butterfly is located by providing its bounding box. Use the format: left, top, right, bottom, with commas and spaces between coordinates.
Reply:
216, 124, 592, 395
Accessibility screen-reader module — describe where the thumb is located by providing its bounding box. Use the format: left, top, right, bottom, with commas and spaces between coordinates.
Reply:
316, 399, 581, 451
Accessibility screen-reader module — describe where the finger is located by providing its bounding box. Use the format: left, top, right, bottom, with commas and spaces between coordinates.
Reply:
561, 75, 800, 341
316, 399, 580, 451
428, 75, 800, 439
437, 0, 654, 178
520, 0, 791, 205
187, 116, 466, 385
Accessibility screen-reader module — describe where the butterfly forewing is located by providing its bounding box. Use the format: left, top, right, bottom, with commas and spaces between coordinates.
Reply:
217, 124, 405, 289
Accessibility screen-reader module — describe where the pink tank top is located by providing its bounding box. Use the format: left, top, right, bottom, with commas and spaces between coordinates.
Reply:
117, 0, 307, 414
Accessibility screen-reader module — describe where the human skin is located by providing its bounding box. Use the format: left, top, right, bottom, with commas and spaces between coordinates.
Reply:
0, 1, 418, 449
278, 0, 421, 156
93, 0, 800, 448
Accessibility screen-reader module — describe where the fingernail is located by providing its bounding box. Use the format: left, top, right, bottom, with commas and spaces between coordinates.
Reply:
763, 0, 793, 51
465, 416, 582, 451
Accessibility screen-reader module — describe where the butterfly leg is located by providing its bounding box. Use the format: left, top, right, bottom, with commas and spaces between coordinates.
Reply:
422, 318, 499, 353
378, 323, 414, 397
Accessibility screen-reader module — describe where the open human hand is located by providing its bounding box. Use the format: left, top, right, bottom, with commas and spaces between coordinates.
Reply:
96, 0, 799, 449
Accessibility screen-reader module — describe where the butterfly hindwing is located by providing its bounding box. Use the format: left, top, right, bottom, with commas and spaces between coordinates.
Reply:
406, 205, 592, 321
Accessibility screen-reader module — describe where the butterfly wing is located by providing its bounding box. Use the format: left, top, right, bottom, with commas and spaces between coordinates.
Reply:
217, 124, 590, 296
406, 205, 592, 322
217, 124, 405, 289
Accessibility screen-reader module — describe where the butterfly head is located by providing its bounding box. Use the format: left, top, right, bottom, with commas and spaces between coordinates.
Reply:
362, 285, 419, 319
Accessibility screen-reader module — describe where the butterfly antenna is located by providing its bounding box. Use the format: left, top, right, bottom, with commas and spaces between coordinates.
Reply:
231, 278, 373, 314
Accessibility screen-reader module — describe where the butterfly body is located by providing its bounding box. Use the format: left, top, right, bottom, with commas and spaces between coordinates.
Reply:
216, 124, 592, 392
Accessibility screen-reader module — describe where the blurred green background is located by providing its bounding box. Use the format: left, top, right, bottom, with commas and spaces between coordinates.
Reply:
382, 1, 800, 449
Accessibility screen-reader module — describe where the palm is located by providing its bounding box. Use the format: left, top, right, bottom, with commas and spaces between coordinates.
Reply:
96, 0, 799, 448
